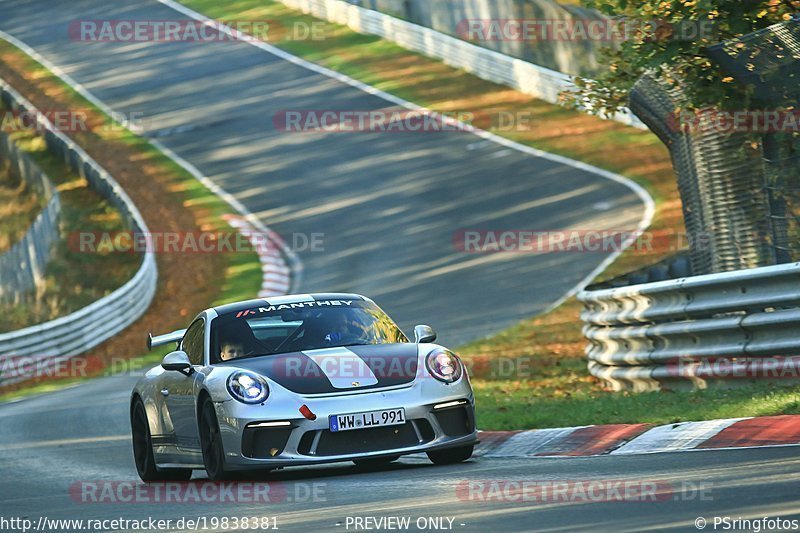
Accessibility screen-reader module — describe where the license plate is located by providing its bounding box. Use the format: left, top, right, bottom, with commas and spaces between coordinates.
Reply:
329, 408, 406, 432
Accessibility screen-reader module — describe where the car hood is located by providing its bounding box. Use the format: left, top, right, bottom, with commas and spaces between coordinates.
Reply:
218, 343, 419, 394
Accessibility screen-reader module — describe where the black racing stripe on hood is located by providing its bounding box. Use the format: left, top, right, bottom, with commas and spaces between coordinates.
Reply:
220, 352, 334, 394
217, 344, 419, 394
346, 344, 418, 387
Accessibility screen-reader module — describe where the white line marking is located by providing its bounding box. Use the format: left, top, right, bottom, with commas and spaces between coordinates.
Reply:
0, 434, 128, 451
3, 0, 656, 328
0, 30, 302, 295
489, 149, 514, 159
155, 0, 655, 311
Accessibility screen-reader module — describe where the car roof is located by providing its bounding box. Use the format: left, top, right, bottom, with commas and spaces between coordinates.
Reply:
211, 293, 368, 316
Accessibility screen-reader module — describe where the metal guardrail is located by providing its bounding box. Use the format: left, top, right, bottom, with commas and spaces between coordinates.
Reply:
581, 19, 800, 391
578, 262, 800, 390
0, 194, 60, 302
0, 80, 157, 385
0, 133, 61, 302
277, 0, 646, 129
349, 0, 611, 78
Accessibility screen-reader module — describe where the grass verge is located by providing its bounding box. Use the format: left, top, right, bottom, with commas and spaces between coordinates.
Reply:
177, 0, 800, 429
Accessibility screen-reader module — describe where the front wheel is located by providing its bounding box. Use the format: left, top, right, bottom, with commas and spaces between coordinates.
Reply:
427, 444, 474, 465
199, 398, 231, 481
131, 398, 192, 482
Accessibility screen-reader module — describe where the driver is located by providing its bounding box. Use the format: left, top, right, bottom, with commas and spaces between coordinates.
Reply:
219, 341, 244, 361
323, 311, 366, 345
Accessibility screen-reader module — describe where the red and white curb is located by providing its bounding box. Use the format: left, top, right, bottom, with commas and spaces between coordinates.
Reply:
476, 415, 800, 458
609, 418, 745, 455
223, 215, 292, 298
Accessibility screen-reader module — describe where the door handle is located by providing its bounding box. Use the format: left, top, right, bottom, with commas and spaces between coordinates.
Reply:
161, 389, 169, 397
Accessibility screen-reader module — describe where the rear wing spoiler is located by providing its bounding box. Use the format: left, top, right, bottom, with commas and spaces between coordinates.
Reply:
147, 329, 187, 351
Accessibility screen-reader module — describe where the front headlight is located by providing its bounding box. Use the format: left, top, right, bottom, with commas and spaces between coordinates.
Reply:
426, 349, 463, 383
227, 371, 270, 404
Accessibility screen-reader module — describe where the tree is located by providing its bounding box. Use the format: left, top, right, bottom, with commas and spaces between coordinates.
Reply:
568, 0, 800, 115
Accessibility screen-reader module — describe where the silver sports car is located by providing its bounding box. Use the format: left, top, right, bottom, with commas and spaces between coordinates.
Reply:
130, 293, 477, 481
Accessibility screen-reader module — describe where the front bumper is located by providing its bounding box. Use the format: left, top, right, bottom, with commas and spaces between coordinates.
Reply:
214, 379, 477, 469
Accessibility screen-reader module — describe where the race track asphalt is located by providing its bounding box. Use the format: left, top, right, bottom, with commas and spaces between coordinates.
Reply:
1, 375, 799, 532
0, 3, 772, 532
0, 0, 649, 345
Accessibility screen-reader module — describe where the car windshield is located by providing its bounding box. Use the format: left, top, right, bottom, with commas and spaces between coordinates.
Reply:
210, 299, 408, 363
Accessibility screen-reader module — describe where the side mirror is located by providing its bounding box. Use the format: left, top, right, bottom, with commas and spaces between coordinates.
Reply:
161, 351, 192, 373
414, 325, 437, 344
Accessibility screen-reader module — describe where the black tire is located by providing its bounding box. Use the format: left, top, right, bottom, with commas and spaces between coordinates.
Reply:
199, 397, 230, 481
353, 455, 400, 468
131, 398, 192, 482
427, 444, 474, 465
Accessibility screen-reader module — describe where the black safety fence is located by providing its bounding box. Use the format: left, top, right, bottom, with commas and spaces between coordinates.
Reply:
707, 16, 800, 266
622, 17, 800, 276
628, 75, 772, 275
